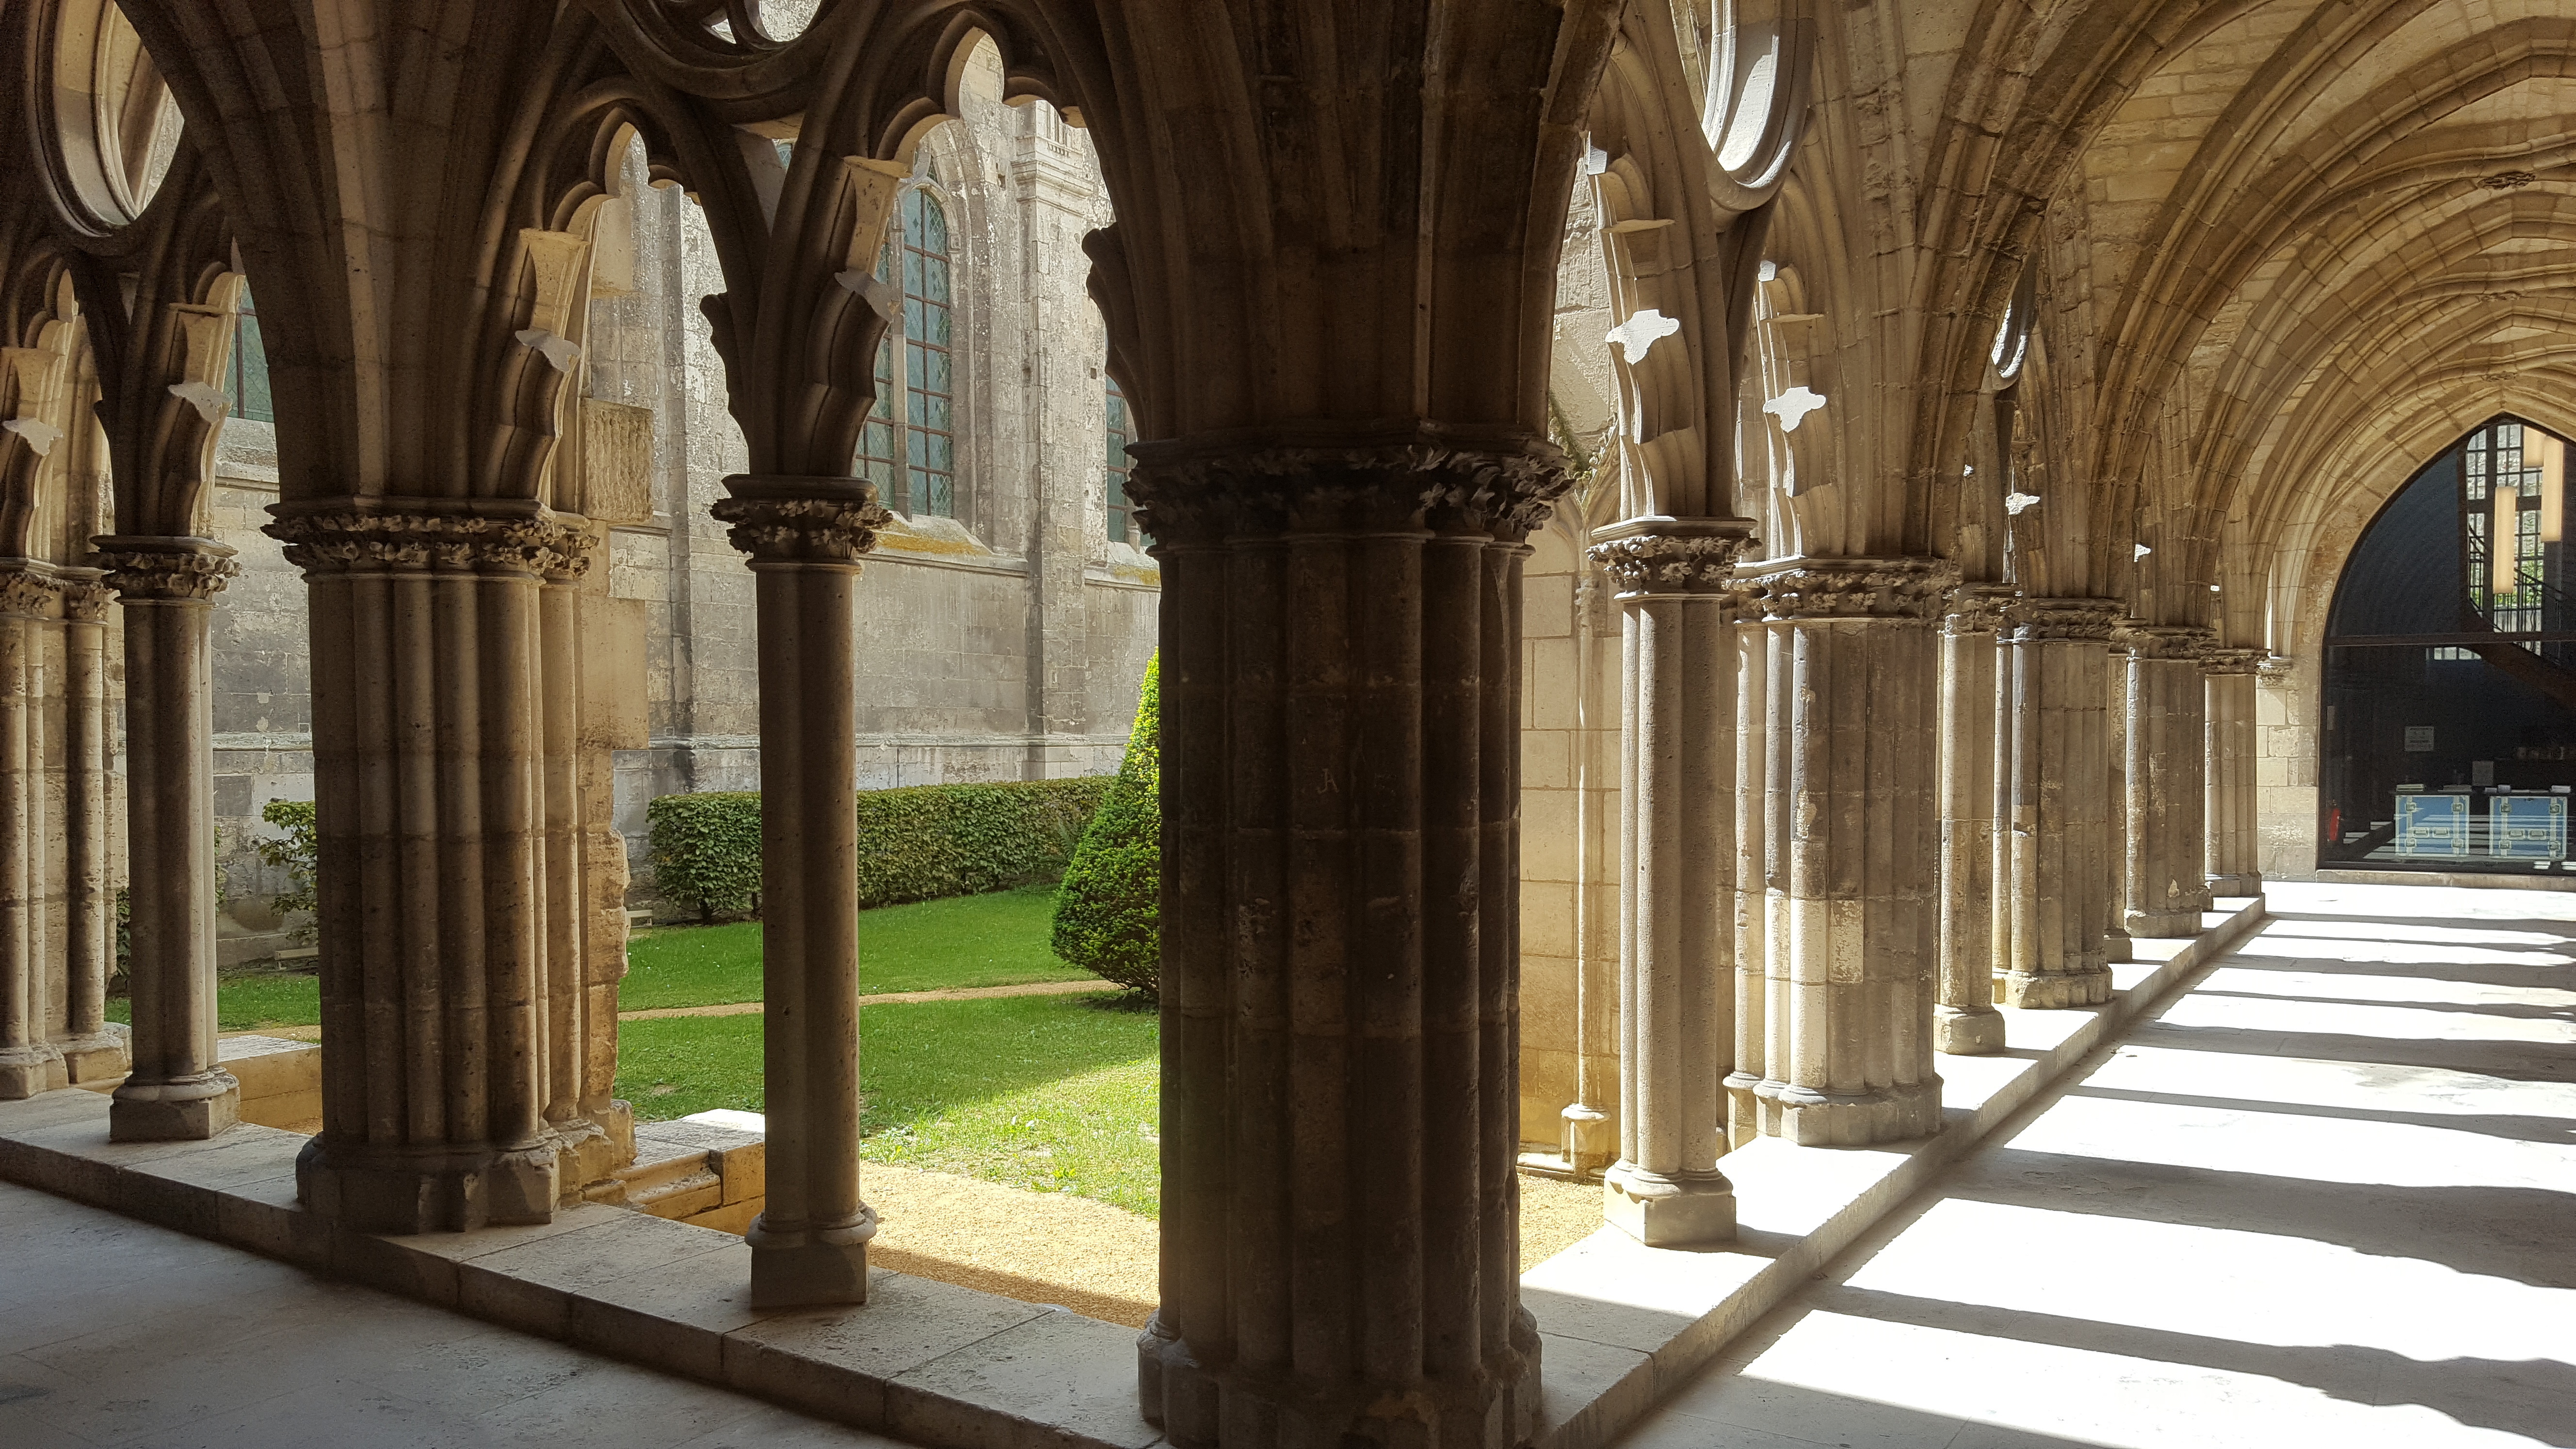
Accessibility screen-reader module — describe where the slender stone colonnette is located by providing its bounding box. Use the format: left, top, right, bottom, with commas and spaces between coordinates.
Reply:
1935, 585, 2011, 1055
93, 540, 240, 1140
2122, 624, 2216, 937
1588, 517, 1757, 1246
1998, 596, 2123, 1010
710, 479, 895, 1309
2201, 646, 2266, 896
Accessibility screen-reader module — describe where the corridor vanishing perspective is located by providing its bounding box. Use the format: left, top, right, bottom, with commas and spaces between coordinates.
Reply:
1619, 882, 2576, 1449
3, 1, 2576, 1448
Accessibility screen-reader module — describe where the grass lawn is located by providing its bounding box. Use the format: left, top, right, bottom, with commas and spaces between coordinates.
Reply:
107, 884, 1097, 1030
616, 989, 1163, 1217
106, 967, 319, 1033
622, 884, 1092, 1009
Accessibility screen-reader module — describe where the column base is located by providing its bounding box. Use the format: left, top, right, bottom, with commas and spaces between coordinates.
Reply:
2099, 932, 2132, 965
1723, 1071, 1764, 1149
2124, 905, 2209, 939
1758, 1076, 1943, 1147
551, 1104, 637, 1202
747, 1208, 877, 1307
1933, 1005, 2007, 1055
1137, 1311, 1220, 1445
54, 1025, 131, 1083
297, 1133, 561, 1231
1603, 1162, 1736, 1247
2000, 965, 2114, 1009
0, 1044, 68, 1099
109, 1068, 238, 1140
2208, 872, 2261, 896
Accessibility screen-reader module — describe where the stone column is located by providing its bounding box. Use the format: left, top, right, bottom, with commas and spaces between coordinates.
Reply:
1748, 560, 1951, 1146
1726, 600, 1767, 1146
267, 510, 590, 1225
1998, 598, 2123, 1009
2123, 626, 2216, 937
0, 568, 64, 1097
93, 540, 239, 1139
1935, 588, 2007, 1055
1589, 518, 1752, 1247
708, 478, 890, 1308
1130, 433, 1555, 1449
54, 572, 124, 1081
2203, 648, 2264, 895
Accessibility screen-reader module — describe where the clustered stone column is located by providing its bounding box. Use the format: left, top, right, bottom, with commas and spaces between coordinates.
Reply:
1726, 594, 1768, 1145
1131, 431, 1555, 1449
2123, 625, 2216, 936
267, 510, 598, 1224
1935, 587, 2008, 1054
709, 478, 891, 1309
1588, 517, 1754, 1247
94, 540, 241, 1140
0, 565, 63, 1097
1998, 597, 2123, 1009
1742, 560, 1951, 1146
54, 569, 120, 1081
2202, 647, 2265, 895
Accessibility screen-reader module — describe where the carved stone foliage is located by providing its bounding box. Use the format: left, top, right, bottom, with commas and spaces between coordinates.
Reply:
2002, 596, 2126, 643
2202, 646, 2268, 676
1588, 520, 1760, 596
2119, 624, 2215, 660
0, 567, 60, 617
1753, 558, 1961, 621
263, 512, 591, 579
1127, 428, 1572, 545
708, 479, 894, 565
1941, 584, 2016, 635
93, 545, 240, 601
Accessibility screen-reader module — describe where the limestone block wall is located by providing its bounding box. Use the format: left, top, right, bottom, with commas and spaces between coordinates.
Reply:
1517, 522, 1620, 1150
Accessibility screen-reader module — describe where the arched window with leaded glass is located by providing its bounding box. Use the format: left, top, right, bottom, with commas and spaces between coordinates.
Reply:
2320, 415, 2576, 873
227, 285, 273, 425
1105, 376, 1137, 543
857, 186, 956, 517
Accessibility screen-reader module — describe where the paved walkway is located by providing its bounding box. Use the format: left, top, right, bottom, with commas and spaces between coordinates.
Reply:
1615, 880, 2576, 1449
0, 1180, 906, 1449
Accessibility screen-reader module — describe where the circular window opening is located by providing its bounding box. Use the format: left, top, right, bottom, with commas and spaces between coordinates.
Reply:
44, 0, 184, 230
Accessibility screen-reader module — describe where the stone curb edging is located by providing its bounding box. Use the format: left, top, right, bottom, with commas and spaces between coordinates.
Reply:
0, 1093, 1163, 1449
1, 898, 2266, 1449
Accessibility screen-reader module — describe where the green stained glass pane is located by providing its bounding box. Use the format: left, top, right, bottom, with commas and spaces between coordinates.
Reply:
232, 303, 274, 425
926, 306, 950, 347
908, 432, 928, 467
924, 350, 950, 393
922, 199, 947, 254
924, 394, 950, 432
903, 189, 923, 245
904, 250, 923, 295
904, 298, 923, 335
908, 341, 926, 382
928, 435, 951, 471
925, 256, 950, 303
908, 389, 926, 427
926, 474, 952, 516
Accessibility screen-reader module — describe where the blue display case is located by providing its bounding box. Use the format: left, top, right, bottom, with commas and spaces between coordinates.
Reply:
2490, 795, 2569, 861
2393, 793, 2470, 857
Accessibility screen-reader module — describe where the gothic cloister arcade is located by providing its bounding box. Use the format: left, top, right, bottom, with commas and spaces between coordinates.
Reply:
0, 2, 2570, 1448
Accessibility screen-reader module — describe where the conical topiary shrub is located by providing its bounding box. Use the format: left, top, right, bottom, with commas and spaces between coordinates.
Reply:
1053, 654, 1160, 996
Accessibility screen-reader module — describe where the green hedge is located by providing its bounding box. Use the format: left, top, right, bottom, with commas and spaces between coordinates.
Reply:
646, 777, 1113, 921
1052, 655, 1160, 996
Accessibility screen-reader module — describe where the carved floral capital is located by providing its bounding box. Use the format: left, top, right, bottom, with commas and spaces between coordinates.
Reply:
2001, 596, 2126, 643
1126, 425, 1572, 544
0, 567, 61, 618
263, 512, 592, 579
710, 477, 893, 564
1587, 518, 1758, 596
1752, 557, 1960, 622
2118, 624, 2215, 660
1941, 584, 2016, 636
90, 539, 242, 601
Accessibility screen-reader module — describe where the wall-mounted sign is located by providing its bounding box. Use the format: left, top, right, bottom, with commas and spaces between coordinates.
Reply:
2404, 725, 2435, 752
